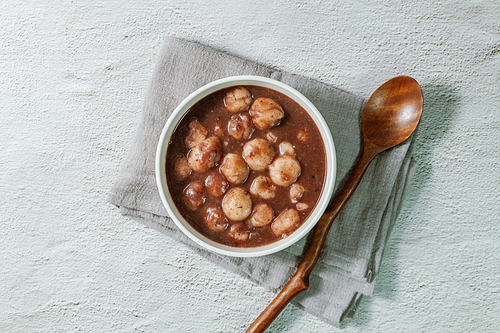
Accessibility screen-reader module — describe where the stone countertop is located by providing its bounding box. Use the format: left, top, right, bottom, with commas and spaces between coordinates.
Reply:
1, 1, 499, 332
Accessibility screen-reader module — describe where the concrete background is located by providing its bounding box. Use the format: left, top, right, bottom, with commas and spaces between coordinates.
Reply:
1, 1, 499, 332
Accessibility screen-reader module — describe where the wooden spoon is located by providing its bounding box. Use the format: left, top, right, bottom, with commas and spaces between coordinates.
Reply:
246, 76, 423, 333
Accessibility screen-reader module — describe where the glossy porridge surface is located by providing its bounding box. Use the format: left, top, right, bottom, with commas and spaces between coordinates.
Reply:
166, 85, 326, 247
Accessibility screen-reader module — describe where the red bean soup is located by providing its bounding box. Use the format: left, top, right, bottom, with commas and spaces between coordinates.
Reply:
166, 85, 326, 247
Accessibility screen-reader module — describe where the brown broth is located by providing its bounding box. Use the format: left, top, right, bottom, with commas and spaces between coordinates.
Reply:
166, 86, 326, 247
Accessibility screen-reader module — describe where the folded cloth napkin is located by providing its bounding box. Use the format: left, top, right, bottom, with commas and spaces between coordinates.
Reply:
107, 36, 417, 327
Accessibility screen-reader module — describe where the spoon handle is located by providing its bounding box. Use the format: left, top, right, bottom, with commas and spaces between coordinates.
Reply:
246, 142, 380, 333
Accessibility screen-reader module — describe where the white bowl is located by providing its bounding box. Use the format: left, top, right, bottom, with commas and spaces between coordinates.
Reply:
156, 76, 336, 257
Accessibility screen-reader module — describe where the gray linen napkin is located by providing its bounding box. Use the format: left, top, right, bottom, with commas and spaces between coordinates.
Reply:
107, 36, 417, 327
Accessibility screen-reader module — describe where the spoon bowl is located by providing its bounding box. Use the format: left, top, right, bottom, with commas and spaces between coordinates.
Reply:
247, 76, 423, 333
362, 76, 423, 148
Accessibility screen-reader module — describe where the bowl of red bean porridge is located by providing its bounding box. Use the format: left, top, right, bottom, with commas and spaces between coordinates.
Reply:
156, 76, 336, 257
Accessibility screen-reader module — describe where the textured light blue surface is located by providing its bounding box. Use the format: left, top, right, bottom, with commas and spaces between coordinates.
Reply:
1, 1, 499, 332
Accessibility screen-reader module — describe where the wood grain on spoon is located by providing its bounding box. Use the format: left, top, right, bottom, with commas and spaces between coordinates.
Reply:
246, 76, 423, 333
